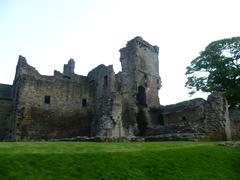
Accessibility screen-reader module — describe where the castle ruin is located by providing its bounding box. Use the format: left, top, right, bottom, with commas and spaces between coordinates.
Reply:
0, 37, 239, 141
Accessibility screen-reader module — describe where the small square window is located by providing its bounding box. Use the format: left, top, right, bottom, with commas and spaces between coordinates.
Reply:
82, 99, 87, 107
44, 96, 51, 104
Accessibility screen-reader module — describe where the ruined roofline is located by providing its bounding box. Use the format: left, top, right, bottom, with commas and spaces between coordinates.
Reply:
0, 83, 12, 100
16, 55, 116, 83
16, 55, 39, 76
14, 36, 159, 83
162, 93, 227, 114
87, 64, 114, 74
87, 64, 115, 82
0, 83, 12, 87
18, 55, 27, 63
63, 58, 75, 76
162, 98, 206, 114
15, 55, 87, 83
120, 36, 159, 54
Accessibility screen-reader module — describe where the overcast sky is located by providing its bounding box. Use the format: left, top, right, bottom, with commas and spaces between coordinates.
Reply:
0, 0, 239, 105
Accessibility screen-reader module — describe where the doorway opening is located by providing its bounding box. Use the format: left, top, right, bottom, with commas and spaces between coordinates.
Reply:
136, 86, 147, 106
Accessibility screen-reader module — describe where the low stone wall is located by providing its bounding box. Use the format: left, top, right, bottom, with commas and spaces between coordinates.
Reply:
44, 133, 206, 142
145, 93, 230, 140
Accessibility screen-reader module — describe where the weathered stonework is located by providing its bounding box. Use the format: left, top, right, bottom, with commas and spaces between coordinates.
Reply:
157, 93, 231, 140
87, 64, 124, 137
119, 37, 161, 136
12, 56, 94, 140
0, 36, 238, 141
0, 84, 13, 140
229, 108, 240, 140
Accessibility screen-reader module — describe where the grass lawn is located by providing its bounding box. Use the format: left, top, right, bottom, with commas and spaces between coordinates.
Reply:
0, 141, 239, 180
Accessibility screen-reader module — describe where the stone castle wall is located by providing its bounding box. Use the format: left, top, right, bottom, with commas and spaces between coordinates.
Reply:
0, 99, 12, 140
229, 108, 240, 140
12, 56, 94, 140
87, 64, 124, 137
0, 37, 237, 141
0, 84, 13, 140
153, 93, 230, 140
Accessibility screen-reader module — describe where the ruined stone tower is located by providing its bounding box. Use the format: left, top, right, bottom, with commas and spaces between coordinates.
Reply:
120, 36, 161, 107
119, 36, 161, 135
63, 59, 75, 77
85, 37, 162, 137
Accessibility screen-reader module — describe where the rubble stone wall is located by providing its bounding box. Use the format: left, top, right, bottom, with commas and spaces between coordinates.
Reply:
0, 37, 237, 141
229, 108, 240, 140
87, 65, 125, 137
0, 84, 13, 140
146, 93, 230, 140
12, 57, 94, 140
0, 99, 13, 140
119, 37, 161, 136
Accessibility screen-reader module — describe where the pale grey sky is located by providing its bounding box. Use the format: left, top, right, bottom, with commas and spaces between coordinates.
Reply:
0, 0, 239, 105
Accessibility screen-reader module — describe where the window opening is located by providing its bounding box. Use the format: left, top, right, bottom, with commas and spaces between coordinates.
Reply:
104, 75, 108, 86
82, 99, 87, 107
44, 96, 51, 104
144, 74, 147, 80
158, 114, 164, 126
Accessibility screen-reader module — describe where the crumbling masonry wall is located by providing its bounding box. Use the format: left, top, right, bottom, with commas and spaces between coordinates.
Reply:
119, 37, 161, 136
0, 36, 237, 140
229, 108, 240, 140
0, 84, 13, 140
149, 93, 230, 140
87, 64, 124, 137
12, 56, 94, 140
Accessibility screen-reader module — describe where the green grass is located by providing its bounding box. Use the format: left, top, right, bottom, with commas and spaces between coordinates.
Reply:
0, 141, 239, 180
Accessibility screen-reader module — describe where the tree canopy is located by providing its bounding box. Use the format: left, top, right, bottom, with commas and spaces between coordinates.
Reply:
185, 37, 240, 107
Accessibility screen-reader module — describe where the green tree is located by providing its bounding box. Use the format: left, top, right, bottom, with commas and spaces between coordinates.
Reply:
185, 37, 240, 107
